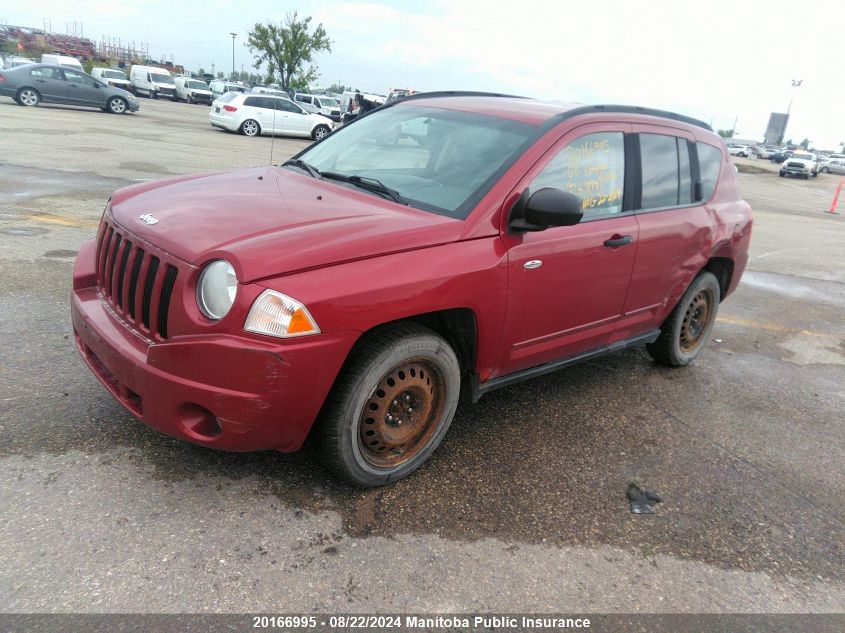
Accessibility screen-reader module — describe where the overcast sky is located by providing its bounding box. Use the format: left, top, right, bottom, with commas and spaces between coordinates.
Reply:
5, 0, 844, 148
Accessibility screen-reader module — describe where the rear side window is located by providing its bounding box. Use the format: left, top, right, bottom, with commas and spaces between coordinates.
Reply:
697, 142, 722, 202
530, 131, 625, 218
31, 67, 62, 80
218, 92, 239, 103
640, 134, 692, 210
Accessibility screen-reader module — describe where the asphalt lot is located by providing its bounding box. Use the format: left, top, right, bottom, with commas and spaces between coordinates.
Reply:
1, 98, 844, 614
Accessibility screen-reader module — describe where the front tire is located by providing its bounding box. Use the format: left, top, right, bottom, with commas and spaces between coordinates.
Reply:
240, 119, 261, 137
17, 88, 40, 107
312, 124, 331, 141
315, 323, 461, 487
647, 272, 720, 367
107, 96, 127, 114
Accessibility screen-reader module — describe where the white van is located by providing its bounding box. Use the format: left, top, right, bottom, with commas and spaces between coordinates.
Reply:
90, 67, 132, 91
41, 54, 84, 72
129, 65, 176, 100
209, 80, 247, 98
174, 76, 213, 104
293, 93, 343, 121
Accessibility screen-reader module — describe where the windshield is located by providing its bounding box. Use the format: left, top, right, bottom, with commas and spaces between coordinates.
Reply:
151, 73, 172, 84
187, 80, 208, 89
296, 105, 537, 218
103, 70, 125, 79
320, 97, 339, 107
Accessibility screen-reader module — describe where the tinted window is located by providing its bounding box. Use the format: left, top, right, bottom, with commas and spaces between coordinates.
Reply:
31, 67, 62, 80
697, 142, 722, 201
530, 132, 625, 218
640, 134, 680, 209
218, 91, 239, 103
244, 96, 272, 108
275, 99, 301, 113
679, 140, 692, 204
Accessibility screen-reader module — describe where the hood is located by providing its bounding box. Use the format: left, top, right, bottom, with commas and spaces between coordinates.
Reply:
109, 166, 464, 282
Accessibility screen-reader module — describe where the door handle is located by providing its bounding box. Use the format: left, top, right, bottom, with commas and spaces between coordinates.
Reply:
603, 234, 633, 248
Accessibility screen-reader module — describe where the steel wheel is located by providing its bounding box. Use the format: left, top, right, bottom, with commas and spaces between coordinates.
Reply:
356, 359, 446, 468
108, 97, 127, 114
19, 88, 39, 106
679, 289, 714, 354
241, 119, 260, 137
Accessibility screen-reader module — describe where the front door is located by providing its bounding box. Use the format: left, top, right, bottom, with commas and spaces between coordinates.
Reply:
275, 99, 311, 135
500, 125, 639, 374
63, 69, 104, 107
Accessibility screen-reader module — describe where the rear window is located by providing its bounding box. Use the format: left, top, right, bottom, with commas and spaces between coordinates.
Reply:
218, 92, 240, 103
697, 142, 722, 202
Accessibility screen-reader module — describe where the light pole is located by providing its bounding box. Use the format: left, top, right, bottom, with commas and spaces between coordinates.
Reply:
230, 33, 236, 81
780, 79, 802, 145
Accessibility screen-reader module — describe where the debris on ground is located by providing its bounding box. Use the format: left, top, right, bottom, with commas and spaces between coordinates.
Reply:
626, 483, 663, 514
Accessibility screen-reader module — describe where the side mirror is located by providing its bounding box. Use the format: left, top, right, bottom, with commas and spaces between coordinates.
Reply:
510, 187, 583, 232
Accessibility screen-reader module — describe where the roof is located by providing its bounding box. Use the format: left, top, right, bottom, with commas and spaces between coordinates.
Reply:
390, 91, 713, 131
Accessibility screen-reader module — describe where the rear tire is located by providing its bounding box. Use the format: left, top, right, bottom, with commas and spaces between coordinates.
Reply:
17, 88, 40, 107
240, 119, 261, 137
646, 272, 720, 367
314, 323, 461, 487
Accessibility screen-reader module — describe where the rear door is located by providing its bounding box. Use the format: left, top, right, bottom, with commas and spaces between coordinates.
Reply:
63, 69, 104, 107
500, 124, 639, 373
27, 66, 67, 102
242, 96, 275, 131
615, 125, 714, 340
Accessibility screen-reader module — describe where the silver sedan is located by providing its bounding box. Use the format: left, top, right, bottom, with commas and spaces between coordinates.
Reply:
0, 64, 139, 114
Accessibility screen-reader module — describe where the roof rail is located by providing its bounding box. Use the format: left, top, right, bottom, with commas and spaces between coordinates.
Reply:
393, 90, 528, 102
349, 93, 713, 134
543, 104, 713, 132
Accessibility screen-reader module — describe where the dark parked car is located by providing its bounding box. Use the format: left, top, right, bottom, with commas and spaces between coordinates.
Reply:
72, 92, 752, 486
770, 150, 793, 163
0, 64, 139, 114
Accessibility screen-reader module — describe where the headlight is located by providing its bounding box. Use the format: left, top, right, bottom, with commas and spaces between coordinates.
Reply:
244, 290, 320, 338
197, 260, 237, 320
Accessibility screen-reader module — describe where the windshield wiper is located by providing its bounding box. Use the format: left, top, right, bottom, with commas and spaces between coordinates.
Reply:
321, 172, 409, 205
282, 158, 321, 179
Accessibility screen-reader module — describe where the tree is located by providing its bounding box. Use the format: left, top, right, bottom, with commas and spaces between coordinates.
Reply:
328, 83, 347, 94
217, 71, 224, 79
717, 129, 735, 139
799, 138, 810, 149
246, 12, 331, 92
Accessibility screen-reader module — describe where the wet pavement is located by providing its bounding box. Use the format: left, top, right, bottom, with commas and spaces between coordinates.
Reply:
1, 100, 844, 613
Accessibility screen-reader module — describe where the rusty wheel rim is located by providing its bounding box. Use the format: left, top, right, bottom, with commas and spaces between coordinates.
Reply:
357, 359, 445, 468
679, 289, 713, 354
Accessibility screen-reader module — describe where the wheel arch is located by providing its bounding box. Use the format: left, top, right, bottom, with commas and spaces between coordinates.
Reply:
703, 255, 734, 300
346, 308, 477, 376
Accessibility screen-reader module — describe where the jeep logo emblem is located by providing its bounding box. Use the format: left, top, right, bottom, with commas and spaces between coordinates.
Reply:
139, 214, 159, 225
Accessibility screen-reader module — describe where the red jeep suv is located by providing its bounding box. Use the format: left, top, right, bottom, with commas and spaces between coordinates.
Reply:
71, 92, 752, 486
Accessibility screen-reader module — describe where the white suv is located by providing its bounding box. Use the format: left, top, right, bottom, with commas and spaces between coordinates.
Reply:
209, 92, 334, 140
